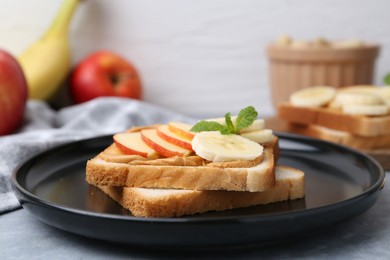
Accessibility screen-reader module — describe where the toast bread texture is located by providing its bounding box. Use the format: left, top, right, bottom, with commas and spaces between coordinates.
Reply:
96, 165, 305, 218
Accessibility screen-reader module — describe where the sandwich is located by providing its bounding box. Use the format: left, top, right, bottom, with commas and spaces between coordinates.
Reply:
86, 106, 305, 217
277, 85, 390, 151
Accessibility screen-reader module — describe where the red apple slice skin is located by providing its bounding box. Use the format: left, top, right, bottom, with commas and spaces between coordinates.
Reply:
141, 129, 192, 158
168, 122, 195, 140
156, 125, 193, 150
115, 141, 147, 157
113, 132, 157, 158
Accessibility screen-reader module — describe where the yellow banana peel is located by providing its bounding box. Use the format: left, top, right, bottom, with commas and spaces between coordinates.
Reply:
18, 0, 79, 100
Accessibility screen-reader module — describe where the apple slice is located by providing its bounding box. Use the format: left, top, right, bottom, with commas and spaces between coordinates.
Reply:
141, 129, 192, 157
168, 122, 195, 140
113, 132, 158, 158
156, 125, 193, 150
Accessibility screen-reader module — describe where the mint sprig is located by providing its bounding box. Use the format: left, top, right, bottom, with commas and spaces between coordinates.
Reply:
190, 120, 230, 134
235, 106, 258, 133
384, 73, 390, 85
225, 112, 235, 133
190, 106, 258, 135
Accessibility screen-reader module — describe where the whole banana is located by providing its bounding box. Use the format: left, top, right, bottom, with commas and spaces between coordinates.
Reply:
18, 0, 79, 100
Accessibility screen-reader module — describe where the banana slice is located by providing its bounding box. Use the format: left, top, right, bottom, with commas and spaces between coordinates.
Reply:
275, 35, 292, 46
290, 86, 336, 107
336, 40, 364, 48
342, 104, 388, 116
334, 91, 383, 105
240, 129, 274, 144
290, 40, 311, 48
338, 85, 379, 94
206, 116, 265, 133
191, 131, 263, 162
376, 87, 390, 106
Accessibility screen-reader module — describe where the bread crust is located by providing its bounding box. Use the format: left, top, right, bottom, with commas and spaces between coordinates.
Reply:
278, 102, 390, 137
96, 165, 304, 218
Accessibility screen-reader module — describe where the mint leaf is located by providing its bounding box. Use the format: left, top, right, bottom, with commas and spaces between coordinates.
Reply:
190, 106, 259, 135
384, 73, 390, 85
236, 106, 258, 132
225, 112, 235, 133
190, 121, 229, 133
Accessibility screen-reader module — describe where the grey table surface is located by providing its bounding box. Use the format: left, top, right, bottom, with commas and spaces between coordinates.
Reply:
1, 172, 389, 260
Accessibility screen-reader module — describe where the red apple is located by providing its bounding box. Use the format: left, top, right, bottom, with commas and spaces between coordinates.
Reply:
70, 51, 142, 104
141, 129, 192, 158
113, 132, 158, 158
168, 122, 195, 140
156, 125, 193, 150
0, 50, 28, 135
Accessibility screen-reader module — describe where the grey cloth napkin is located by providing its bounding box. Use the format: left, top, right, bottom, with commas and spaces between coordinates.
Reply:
0, 97, 196, 214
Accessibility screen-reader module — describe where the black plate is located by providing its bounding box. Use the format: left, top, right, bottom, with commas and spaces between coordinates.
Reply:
11, 133, 385, 248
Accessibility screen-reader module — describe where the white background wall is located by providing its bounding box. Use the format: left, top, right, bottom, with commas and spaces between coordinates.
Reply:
1, 0, 389, 118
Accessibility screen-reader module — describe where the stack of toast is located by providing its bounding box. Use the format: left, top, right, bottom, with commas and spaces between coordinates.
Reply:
86, 108, 305, 218
277, 86, 390, 164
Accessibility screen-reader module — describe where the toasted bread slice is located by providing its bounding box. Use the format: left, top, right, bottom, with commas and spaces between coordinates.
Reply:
86, 136, 278, 192
278, 102, 390, 137
287, 123, 390, 150
96, 165, 304, 218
